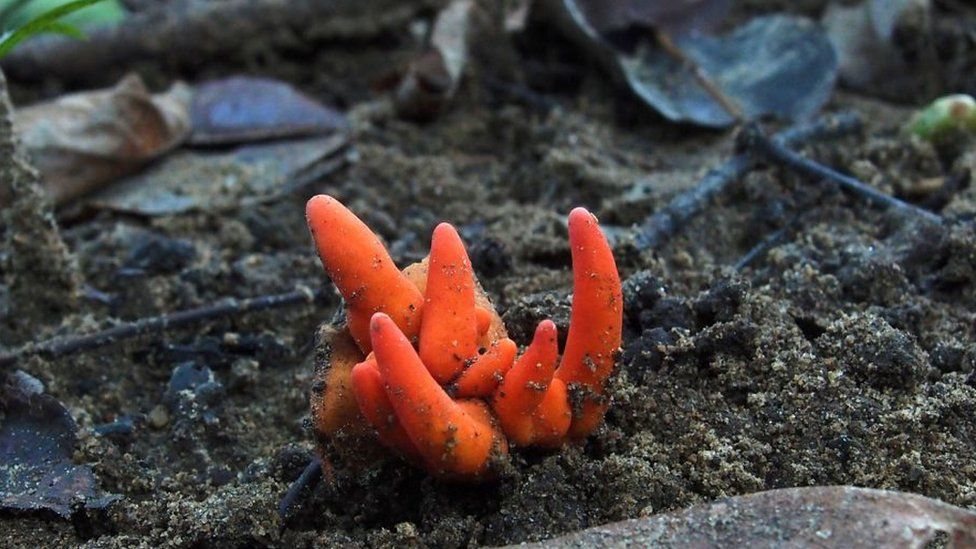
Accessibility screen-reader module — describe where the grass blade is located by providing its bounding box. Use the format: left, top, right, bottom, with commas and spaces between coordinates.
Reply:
0, 0, 104, 58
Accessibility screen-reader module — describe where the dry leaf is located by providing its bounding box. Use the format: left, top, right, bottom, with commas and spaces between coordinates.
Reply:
0, 371, 119, 518
541, 0, 838, 127
823, 0, 932, 102
189, 76, 348, 145
394, 0, 476, 120
87, 134, 350, 216
505, 0, 532, 32
13, 73, 192, 205
516, 486, 976, 548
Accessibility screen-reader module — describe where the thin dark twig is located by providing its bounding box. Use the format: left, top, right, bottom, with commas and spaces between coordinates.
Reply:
633, 111, 863, 251
741, 124, 943, 225
0, 286, 326, 369
237, 147, 353, 210
732, 180, 839, 271
278, 457, 323, 524
656, 30, 743, 122
734, 225, 790, 271
634, 154, 752, 251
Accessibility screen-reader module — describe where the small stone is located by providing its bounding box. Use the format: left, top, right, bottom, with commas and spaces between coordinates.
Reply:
395, 522, 419, 539
148, 405, 170, 429
94, 415, 136, 444
165, 362, 215, 400
122, 232, 197, 275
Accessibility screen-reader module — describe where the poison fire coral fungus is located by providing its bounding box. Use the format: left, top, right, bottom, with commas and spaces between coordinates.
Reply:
306, 194, 622, 480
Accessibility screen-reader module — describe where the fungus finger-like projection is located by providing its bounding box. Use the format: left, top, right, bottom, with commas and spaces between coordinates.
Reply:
349, 354, 423, 464
419, 223, 480, 384
306, 194, 622, 481
306, 195, 424, 352
554, 207, 623, 439
370, 313, 505, 478
492, 320, 569, 447
453, 337, 517, 398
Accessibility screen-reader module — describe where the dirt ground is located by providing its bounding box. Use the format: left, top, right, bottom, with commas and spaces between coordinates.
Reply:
3, 1, 976, 547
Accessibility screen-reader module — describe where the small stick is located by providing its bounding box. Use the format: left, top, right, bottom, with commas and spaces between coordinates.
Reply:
740, 124, 943, 225
656, 30, 744, 122
733, 225, 790, 271
633, 111, 863, 251
278, 457, 323, 523
732, 181, 838, 272
634, 154, 752, 251
236, 143, 353, 210
0, 286, 325, 370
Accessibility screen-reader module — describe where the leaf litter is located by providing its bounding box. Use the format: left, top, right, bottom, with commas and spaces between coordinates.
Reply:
539, 0, 838, 127
13, 73, 191, 205
0, 370, 118, 518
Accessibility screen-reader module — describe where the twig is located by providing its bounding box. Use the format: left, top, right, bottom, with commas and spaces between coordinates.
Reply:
278, 457, 323, 524
732, 180, 838, 271
740, 124, 943, 225
0, 286, 326, 370
733, 225, 790, 271
655, 30, 743, 122
633, 111, 863, 251
235, 137, 354, 210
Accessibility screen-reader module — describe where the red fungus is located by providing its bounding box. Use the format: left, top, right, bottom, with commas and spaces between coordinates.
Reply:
307, 195, 622, 480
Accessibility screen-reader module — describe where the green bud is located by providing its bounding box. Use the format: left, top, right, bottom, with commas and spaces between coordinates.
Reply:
908, 94, 976, 142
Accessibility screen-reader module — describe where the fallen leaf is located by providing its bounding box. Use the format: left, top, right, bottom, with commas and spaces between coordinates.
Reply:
0, 370, 119, 518
823, 0, 932, 102
504, 0, 532, 32
394, 0, 476, 120
573, 0, 731, 36
518, 486, 976, 548
539, 1, 838, 127
86, 134, 351, 216
13, 73, 192, 204
189, 76, 348, 145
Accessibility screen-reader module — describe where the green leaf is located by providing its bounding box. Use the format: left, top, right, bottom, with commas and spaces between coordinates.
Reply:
0, 0, 106, 58
0, 0, 124, 29
38, 19, 83, 39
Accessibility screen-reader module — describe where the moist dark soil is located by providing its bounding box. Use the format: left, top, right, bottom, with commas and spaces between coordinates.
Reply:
4, 1, 976, 548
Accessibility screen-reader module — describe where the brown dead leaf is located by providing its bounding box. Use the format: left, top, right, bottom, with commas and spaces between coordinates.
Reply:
13, 73, 192, 205
86, 134, 350, 216
823, 0, 933, 102
505, 0, 532, 32
394, 0, 477, 120
515, 486, 976, 548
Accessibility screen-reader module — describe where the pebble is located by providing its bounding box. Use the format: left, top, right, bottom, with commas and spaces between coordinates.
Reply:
148, 405, 170, 429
